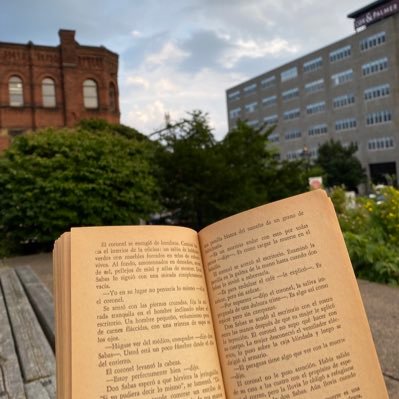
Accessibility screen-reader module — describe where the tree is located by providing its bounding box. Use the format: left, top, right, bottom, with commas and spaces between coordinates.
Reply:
0, 126, 159, 254
156, 115, 310, 229
316, 140, 365, 190
156, 111, 222, 229
214, 120, 278, 215
268, 159, 312, 202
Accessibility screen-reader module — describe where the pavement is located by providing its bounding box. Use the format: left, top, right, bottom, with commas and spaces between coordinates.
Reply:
1, 252, 398, 398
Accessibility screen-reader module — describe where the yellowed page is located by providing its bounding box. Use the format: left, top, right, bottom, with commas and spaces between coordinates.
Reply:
53, 238, 61, 398
70, 226, 225, 399
54, 233, 72, 399
199, 190, 388, 399
63, 233, 71, 399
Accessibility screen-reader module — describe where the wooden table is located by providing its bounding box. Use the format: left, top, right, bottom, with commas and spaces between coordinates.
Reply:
0, 265, 55, 399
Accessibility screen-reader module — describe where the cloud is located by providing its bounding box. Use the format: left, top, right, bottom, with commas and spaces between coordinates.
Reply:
131, 30, 142, 38
126, 76, 150, 89
121, 51, 248, 139
146, 42, 189, 66
179, 30, 231, 73
0, 0, 369, 140
221, 37, 300, 69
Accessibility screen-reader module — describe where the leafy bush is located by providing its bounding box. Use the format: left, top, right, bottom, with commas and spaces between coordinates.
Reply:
333, 187, 399, 285
0, 127, 159, 254
344, 232, 399, 285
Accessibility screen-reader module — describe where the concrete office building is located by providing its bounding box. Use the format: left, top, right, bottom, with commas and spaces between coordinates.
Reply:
0, 30, 120, 151
226, 0, 399, 184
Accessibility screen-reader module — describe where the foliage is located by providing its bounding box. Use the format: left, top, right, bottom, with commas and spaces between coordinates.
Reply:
316, 140, 366, 190
334, 187, 399, 285
329, 186, 348, 215
214, 120, 279, 216
0, 127, 159, 254
155, 111, 222, 229
268, 160, 323, 202
372, 186, 399, 247
77, 118, 149, 141
156, 115, 310, 230
344, 232, 399, 285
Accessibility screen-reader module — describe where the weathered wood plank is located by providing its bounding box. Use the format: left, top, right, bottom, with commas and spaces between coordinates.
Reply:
0, 269, 55, 383
0, 268, 26, 399
25, 376, 55, 399
15, 266, 55, 350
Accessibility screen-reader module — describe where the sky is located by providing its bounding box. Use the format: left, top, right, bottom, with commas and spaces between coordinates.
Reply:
0, 0, 368, 139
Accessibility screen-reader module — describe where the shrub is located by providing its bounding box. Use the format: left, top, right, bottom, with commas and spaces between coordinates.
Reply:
0, 127, 159, 254
334, 187, 399, 285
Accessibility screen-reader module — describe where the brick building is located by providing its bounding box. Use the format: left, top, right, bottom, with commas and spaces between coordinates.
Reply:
0, 29, 120, 150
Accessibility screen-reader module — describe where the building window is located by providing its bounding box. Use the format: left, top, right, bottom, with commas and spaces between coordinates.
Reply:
262, 95, 277, 107
247, 119, 259, 127
264, 114, 278, 125
368, 137, 394, 151
83, 79, 98, 109
308, 147, 319, 159
360, 32, 386, 51
228, 90, 240, 101
286, 149, 303, 160
308, 124, 328, 136
303, 57, 322, 73
329, 45, 351, 62
245, 102, 258, 113
364, 84, 390, 101
229, 107, 241, 119
281, 66, 298, 82
243, 83, 257, 96
282, 88, 299, 101
335, 118, 357, 131
261, 76, 276, 89
9, 76, 24, 107
306, 101, 326, 115
42, 78, 56, 108
333, 93, 355, 109
362, 57, 388, 76
331, 69, 353, 86
268, 132, 279, 143
283, 108, 300, 120
366, 110, 392, 126
285, 129, 302, 141
305, 79, 324, 94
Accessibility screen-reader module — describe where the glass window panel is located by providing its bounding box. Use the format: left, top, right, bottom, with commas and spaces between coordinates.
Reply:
83, 79, 98, 109
9, 76, 23, 107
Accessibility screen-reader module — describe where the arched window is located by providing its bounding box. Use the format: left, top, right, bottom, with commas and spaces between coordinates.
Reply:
42, 78, 56, 107
9, 76, 24, 107
109, 82, 117, 112
83, 79, 98, 109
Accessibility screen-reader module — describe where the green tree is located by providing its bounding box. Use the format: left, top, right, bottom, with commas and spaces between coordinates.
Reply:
156, 115, 310, 229
0, 126, 159, 254
316, 140, 365, 190
215, 121, 278, 215
156, 111, 222, 229
268, 159, 312, 202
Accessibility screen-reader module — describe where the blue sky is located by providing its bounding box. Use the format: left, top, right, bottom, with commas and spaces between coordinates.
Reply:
0, 0, 367, 139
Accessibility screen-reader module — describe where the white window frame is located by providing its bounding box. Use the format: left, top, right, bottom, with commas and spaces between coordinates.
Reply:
329, 45, 351, 62
281, 66, 298, 82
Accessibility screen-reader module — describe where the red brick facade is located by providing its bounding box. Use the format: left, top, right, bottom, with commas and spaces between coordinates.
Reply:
0, 30, 120, 150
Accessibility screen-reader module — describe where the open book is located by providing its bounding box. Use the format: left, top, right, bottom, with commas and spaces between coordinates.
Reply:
53, 190, 388, 399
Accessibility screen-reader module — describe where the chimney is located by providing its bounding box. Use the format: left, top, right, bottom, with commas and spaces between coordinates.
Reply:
58, 29, 77, 66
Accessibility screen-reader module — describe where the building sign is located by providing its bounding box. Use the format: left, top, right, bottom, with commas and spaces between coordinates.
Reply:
354, 0, 399, 29
308, 177, 323, 190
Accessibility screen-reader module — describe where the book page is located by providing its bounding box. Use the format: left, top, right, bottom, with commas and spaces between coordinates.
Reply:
199, 190, 388, 399
70, 226, 225, 399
